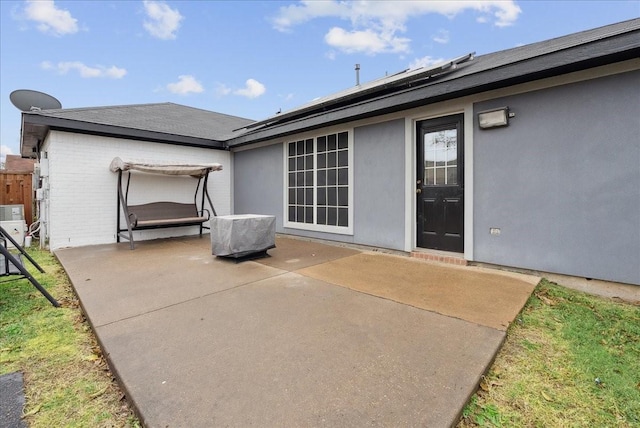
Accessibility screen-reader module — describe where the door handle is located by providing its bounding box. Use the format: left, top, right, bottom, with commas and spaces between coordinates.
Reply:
416, 188, 422, 194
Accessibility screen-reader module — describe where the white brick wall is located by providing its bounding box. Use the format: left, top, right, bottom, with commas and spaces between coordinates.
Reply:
43, 131, 231, 250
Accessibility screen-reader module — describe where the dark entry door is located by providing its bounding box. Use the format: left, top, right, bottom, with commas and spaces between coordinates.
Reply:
416, 114, 464, 252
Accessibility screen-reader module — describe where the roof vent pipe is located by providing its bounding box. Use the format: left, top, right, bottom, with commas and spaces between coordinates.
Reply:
355, 64, 360, 86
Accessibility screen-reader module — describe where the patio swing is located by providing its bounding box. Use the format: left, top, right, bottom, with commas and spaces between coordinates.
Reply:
109, 157, 223, 250
0, 225, 59, 307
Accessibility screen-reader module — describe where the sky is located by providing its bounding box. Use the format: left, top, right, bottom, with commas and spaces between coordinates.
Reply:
1, 0, 638, 163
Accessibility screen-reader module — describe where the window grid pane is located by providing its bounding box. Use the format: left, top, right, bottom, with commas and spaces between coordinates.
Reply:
287, 140, 315, 223
288, 132, 349, 228
316, 131, 348, 227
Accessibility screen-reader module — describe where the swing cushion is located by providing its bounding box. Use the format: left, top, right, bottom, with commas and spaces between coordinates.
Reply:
127, 202, 210, 228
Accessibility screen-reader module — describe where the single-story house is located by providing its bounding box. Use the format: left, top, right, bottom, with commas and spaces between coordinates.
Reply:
18, 19, 640, 285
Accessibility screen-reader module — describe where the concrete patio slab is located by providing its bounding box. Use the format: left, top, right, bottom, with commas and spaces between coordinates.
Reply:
57, 237, 284, 327
255, 236, 360, 271
95, 272, 504, 427
297, 252, 538, 331
55, 236, 539, 427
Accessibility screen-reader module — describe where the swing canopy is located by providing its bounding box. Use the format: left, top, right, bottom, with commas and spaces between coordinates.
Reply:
109, 157, 223, 177
110, 157, 221, 249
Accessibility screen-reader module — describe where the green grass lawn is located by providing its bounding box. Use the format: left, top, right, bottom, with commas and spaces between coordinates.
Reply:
0, 248, 139, 428
458, 279, 640, 427
2, 249, 638, 427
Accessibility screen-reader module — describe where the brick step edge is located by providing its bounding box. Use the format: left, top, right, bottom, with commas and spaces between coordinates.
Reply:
411, 252, 468, 266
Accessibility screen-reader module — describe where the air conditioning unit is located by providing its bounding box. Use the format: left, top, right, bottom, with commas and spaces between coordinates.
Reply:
0, 205, 25, 221
0, 220, 27, 249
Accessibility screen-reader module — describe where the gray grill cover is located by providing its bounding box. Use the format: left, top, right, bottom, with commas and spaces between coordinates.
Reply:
211, 215, 276, 257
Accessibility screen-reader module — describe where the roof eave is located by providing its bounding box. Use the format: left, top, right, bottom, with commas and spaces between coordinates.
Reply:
20, 114, 227, 157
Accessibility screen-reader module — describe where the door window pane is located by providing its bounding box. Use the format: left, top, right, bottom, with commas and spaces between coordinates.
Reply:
423, 127, 458, 186
447, 149, 457, 166
447, 166, 458, 185
426, 169, 434, 185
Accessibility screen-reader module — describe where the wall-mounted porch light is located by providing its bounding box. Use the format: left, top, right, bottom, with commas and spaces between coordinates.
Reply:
478, 107, 514, 129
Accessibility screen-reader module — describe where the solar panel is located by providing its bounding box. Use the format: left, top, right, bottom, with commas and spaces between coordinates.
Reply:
239, 52, 474, 131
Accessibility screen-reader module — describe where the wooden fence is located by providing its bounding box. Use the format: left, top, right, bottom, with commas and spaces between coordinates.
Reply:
0, 172, 34, 225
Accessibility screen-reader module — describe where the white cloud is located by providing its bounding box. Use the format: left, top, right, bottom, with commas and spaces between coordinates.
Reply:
408, 56, 447, 70
272, 1, 521, 55
234, 79, 266, 99
490, 2, 522, 28
432, 29, 449, 44
214, 83, 232, 97
24, 0, 78, 36
166, 75, 204, 95
41, 61, 127, 78
272, 0, 348, 32
143, 0, 183, 40
1, 145, 14, 166
325, 27, 410, 55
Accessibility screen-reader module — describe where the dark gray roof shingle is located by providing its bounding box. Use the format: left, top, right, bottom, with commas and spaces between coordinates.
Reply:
31, 102, 254, 141
20, 102, 255, 156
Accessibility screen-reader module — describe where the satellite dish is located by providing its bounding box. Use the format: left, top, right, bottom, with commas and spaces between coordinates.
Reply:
10, 89, 62, 112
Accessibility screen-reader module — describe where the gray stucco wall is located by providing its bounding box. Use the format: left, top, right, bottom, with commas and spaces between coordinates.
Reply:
233, 143, 284, 229
473, 70, 640, 285
352, 119, 406, 249
233, 118, 406, 250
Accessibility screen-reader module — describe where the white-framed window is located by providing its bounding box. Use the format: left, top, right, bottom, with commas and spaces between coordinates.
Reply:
284, 130, 353, 235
